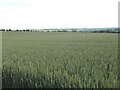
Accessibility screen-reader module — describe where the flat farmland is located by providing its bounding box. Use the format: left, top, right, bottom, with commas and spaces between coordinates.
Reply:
2, 32, 119, 88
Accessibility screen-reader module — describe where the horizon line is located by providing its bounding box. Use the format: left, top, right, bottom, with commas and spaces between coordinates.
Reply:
0, 27, 118, 30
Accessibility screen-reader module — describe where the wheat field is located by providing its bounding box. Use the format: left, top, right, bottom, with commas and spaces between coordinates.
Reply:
2, 32, 119, 88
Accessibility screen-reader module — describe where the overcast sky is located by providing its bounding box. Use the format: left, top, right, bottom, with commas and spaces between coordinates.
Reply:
0, 0, 119, 29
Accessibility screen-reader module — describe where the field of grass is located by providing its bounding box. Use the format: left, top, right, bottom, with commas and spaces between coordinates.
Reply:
2, 32, 119, 88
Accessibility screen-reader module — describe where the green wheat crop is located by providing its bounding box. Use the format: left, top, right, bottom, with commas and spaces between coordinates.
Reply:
2, 32, 119, 88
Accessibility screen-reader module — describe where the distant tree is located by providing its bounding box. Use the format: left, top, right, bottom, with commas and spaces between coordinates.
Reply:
62, 30, 67, 32
9, 29, 11, 31
26, 30, 29, 32
2, 29, 5, 31
72, 30, 76, 32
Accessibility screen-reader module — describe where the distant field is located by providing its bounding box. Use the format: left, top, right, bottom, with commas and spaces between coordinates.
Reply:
2, 32, 119, 88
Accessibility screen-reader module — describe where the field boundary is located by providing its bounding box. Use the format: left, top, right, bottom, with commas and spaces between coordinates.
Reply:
118, 1, 120, 88
0, 32, 2, 89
